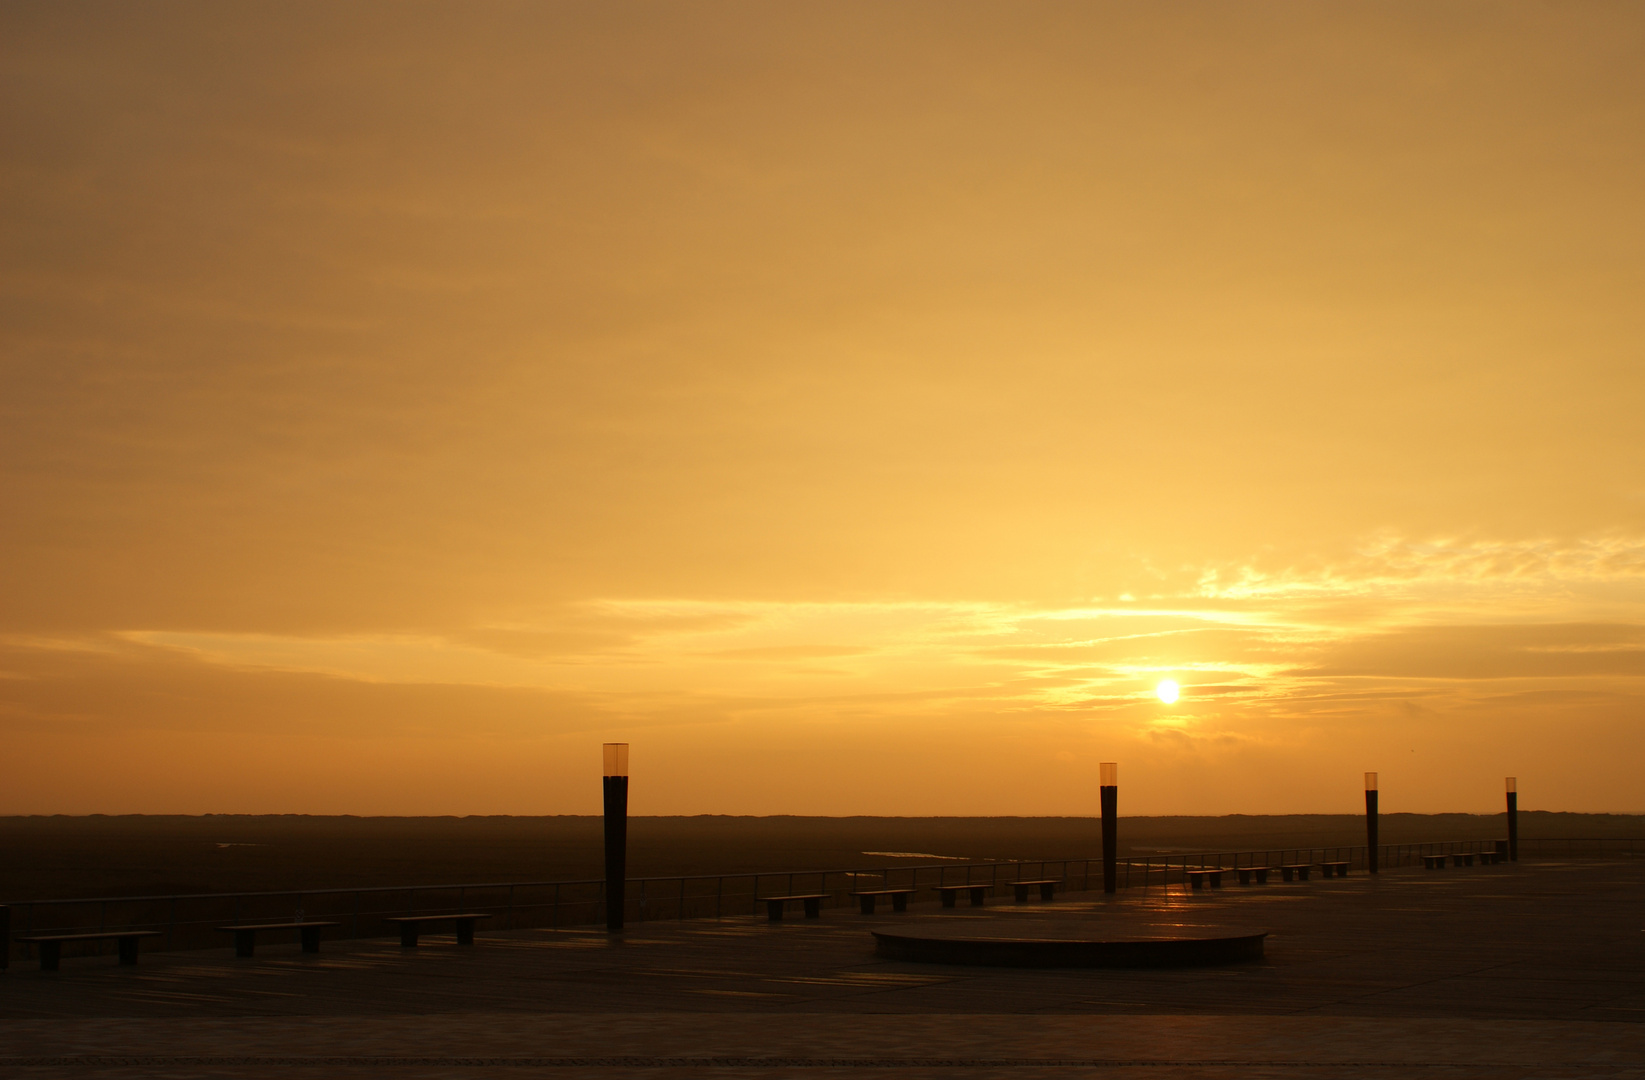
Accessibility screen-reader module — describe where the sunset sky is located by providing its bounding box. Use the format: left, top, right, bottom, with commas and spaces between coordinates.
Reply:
4, 2, 1643, 815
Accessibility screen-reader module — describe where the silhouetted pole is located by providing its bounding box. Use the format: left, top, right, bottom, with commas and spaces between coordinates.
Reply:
603, 743, 629, 932
1506, 776, 1518, 862
1365, 772, 1379, 874
1100, 762, 1118, 894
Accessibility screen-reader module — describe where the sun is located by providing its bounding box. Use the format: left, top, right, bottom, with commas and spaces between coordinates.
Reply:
1155, 679, 1180, 704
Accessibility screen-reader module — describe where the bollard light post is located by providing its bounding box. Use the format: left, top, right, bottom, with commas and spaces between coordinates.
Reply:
603, 743, 629, 932
1506, 777, 1518, 862
1100, 762, 1118, 894
1365, 773, 1379, 874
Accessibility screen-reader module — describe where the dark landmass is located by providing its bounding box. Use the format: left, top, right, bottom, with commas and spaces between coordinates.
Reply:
3, 812, 1639, 901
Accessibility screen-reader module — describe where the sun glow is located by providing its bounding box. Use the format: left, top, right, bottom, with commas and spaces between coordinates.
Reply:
1156, 679, 1180, 704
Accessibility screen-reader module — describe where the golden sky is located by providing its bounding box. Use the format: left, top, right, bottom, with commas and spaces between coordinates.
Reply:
3, 2, 1643, 814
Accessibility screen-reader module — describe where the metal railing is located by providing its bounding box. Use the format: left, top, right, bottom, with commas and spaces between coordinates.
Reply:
5, 836, 1634, 965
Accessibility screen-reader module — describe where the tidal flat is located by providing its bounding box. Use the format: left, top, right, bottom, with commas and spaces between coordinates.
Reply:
3, 811, 1638, 900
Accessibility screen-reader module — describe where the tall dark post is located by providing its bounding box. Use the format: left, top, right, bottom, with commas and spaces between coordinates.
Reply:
1100, 762, 1118, 894
1364, 772, 1379, 874
603, 743, 629, 932
1506, 776, 1518, 862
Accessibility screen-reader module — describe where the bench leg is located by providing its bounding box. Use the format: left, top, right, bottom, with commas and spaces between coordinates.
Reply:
1013, 885, 1029, 903
1298, 868, 1310, 881
39, 941, 60, 972
1040, 883, 1055, 901
892, 893, 908, 913
969, 888, 986, 907
456, 918, 476, 946
940, 891, 957, 909
234, 930, 256, 958
858, 895, 876, 915
400, 923, 420, 947
118, 936, 141, 965
765, 900, 784, 921
1190, 877, 1203, 890
1211, 874, 1222, 888
803, 898, 821, 918
1280, 868, 1293, 882
300, 926, 322, 953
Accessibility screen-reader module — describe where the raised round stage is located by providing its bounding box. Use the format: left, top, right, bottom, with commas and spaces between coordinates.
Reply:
872, 915, 1268, 968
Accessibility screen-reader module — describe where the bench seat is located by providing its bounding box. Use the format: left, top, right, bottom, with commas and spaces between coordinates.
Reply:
849, 889, 915, 914
1186, 869, 1225, 890
1450, 852, 1475, 867
933, 884, 991, 908
216, 921, 340, 957
1007, 879, 1062, 903
757, 894, 830, 921
1318, 861, 1350, 878
1237, 866, 1277, 885
1278, 864, 1312, 882
382, 913, 492, 947
1422, 854, 1448, 869
17, 930, 162, 971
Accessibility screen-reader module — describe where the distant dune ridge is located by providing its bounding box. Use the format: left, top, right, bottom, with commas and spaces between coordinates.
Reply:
2, 812, 1639, 902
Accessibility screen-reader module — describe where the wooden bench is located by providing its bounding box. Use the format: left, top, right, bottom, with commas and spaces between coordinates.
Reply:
1450, 852, 1475, 867
1478, 849, 1502, 865
1318, 861, 1350, 878
1237, 866, 1276, 885
934, 883, 991, 908
1278, 864, 1312, 881
216, 920, 339, 957
1008, 879, 1062, 902
850, 889, 915, 914
383, 913, 491, 946
1186, 869, 1224, 889
17, 930, 162, 971
757, 894, 829, 921
1422, 854, 1448, 869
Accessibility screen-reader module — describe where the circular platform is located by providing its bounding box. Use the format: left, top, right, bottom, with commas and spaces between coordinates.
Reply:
872, 915, 1267, 968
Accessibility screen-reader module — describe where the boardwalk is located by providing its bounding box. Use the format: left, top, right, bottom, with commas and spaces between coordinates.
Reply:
2, 857, 1642, 1077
